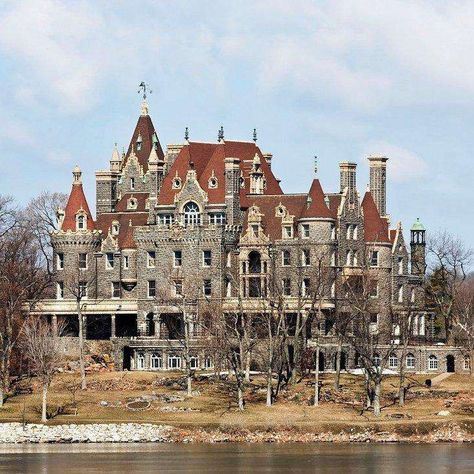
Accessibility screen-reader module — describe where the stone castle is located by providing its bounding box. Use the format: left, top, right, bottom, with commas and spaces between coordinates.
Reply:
32, 99, 467, 374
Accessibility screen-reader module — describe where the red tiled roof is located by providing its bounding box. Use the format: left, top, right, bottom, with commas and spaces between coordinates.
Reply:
123, 114, 164, 172
389, 229, 397, 243
301, 180, 333, 219
115, 193, 149, 212
96, 212, 148, 249
361, 192, 390, 242
61, 183, 95, 231
327, 194, 341, 218
158, 141, 283, 205
243, 194, 308, 240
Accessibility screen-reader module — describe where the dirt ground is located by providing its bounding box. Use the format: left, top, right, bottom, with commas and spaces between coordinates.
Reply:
0, 371, 472, 434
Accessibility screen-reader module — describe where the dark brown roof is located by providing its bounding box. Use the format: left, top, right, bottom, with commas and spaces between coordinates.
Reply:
96, 212, 148, 249
301, 180, 333, 219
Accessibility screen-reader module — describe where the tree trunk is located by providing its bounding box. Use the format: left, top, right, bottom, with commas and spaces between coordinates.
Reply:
184, 316, 192, 397
41, 382, 48, 423
77, 300, 86, 390
365, 372, 372, 409
245, 351, 251, 383
314, 346, 320, 407
334, 338, 342, 391
237, 382, 244, 411
373, 379, 381, 417
470, 350, 474, 378
0, 386, 3, 408
399, 348, 407, 407
266, 366, 272, 407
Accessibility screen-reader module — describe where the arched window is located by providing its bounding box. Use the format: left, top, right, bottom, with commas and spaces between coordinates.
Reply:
248, 251, 262, 274
406, 353, 415, 369
353, 225, 358, 240
76, 213, 86, 231
389, 353, 398, 368
183, 202, 201, 226
428, 354, 438, 370
151, 353, 162, 369
137, 352, 145, 370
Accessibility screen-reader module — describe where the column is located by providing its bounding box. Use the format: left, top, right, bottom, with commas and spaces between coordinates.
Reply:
51, 314, 58, 336
154, 315, 161, 338
111, 314, 116, 338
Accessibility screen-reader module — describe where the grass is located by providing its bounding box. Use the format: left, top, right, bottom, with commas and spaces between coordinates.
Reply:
0, 370, 472, 434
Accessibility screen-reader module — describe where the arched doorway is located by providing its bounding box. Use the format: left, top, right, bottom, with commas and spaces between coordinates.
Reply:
123, 346, 132, 370
318, 352, 325, 372
446, 354, 455, 373
146, 313, 155, 336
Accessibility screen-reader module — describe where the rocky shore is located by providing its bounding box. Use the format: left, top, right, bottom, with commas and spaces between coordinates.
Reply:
0, 422, 472, 444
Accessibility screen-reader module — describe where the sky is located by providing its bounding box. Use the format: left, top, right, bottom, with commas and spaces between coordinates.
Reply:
0, 0, 473, 248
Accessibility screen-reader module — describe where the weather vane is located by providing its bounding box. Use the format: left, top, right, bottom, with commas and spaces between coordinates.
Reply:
314, 155, 318, 176
138, 82, 152, 100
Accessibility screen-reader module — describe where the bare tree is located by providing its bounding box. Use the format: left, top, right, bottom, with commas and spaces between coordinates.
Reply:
24, 191, 68, 275
0, 213, 50, 407
21, 318, 65, 422
426, 231, 473, 344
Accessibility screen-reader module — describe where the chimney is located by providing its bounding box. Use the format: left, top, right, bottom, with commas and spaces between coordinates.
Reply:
368, 155, 388, 216
339, 161, 357, 197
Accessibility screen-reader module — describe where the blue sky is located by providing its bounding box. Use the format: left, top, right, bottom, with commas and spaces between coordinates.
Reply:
0, 0, 473, 247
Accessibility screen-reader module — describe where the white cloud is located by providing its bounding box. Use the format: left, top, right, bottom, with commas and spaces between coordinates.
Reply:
361, 141, 428, 183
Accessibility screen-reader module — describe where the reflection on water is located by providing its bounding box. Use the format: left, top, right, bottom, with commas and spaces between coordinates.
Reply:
0, 443, 472, 473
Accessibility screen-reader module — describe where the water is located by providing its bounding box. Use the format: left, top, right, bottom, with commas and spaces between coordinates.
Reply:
0, 443, 472, 473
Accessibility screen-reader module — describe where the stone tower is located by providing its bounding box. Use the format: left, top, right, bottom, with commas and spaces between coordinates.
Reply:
224, 157, 241, 226
368, 155, 388, 217
410, 218, 426, 275
339, 161, 357, 200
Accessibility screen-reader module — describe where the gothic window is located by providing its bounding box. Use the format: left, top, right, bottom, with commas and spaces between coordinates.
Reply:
225, 278, 232, 297
302, 278, 310, 296
168, 355, 181, 369
173, 250, 182, 267
353, 225, 358, 240
353, 251, 358, 267
203, 279, 212, 296
370, 250, 379, 267
57, 281, 64, 299
398, 256, 403, 275
174, 279, 183, 296
346, 250, 352, 267
398, 285, 404, 303
410, 287, 416, 303
406, 353, 415, 369
282, 278, 291, 296
137, 353, 145, 369
331, 251, 336, 267
183, 201, 201, 226
428, 354, 438, 370
189, 356, 199, 369
302, 249, 310, 266
346, 225, 352, 240
330, 224, 336, 240
248, 251, 262, 273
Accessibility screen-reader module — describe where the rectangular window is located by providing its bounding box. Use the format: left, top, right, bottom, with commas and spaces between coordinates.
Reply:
173, 250, 182, 267
148, 280, 156, 298
282, 250, 291, 266
353, 225, 358, 240
79, 281, 88, 298
283, 226, 292, 238
57, 253, 64, 270
302, 249, 310, 266
370, 250, 379, 267
147, 251, 156, 268
302, 278, 310, 296
330, 224, 336, 240
331, 251, 336, 267
112, 282, 120, 298
410, 287, 415, 303
123, 255, 130, 269
226, 251, 232, 267
398, 285, 404, 303
78, 253, 87, 269
174, 279, 183, 296
130, 177, 135, 190
106, 253, 114, 269
251, 224, 259, 237
202, 250, 212, 267
158, 214, 174, 225
57, 281, 64, 299
209, 213, 226, 225
369, 280, 378, 298
398, 256, 403, 275
282, 278, 291, 296
151, 354, 162, 369
203, 279, 212, 296
189, 356, 199, 369
302, 224, 310, 238
204, 357, 213, 369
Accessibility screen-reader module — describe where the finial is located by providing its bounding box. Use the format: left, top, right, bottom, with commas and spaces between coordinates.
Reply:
137, 82, 152, 100
72, 165, 82, 185
253, 128, 257, 143
111, 143, 121, 163
218, 126, 224, 143
184, 127, 189, 142
314, 155, 318, 176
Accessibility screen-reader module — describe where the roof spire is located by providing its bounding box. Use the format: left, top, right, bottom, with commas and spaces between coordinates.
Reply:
218, 126, 224, 143
184, 126, 189, 142
72, 165, 82, 185
314, 155, 318, 177
138, 82, 152, 116
253, 128, 257, 143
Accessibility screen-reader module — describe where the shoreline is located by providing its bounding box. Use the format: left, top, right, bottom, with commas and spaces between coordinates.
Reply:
0, 421, 472, 444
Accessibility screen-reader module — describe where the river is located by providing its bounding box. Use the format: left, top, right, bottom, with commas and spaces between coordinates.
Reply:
0, 443, 472, 473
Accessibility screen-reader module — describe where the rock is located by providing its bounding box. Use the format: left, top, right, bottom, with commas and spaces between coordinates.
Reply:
437, 410, 450, 416
99, 400, 108, 407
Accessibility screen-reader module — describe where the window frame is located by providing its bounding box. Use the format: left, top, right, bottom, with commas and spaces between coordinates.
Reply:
147, 280, 156, 298
57, 253, 64, 270
111, 281, 120, 299
147, 250, 156, 268
78, 253, 88, 270
106, 252, 114, 270
202, 250, 212, 267
173, 250, 182, 267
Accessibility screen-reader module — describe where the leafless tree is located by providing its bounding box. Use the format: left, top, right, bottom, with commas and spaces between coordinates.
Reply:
0, 206, 50, 407
426, 231, 473, 343
20, 318, 66, 422
24, 191, 68, 275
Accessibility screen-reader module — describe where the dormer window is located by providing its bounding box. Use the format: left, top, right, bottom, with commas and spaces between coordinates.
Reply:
111, 221, 119, 236
136, 134, 142, 151
130, 177, 135, 190
283, 225, 293, 239
251, 224, 259, 237
183, 201, 201, 226
76, 213, 86, 231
